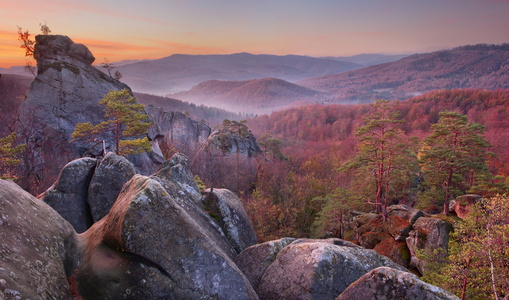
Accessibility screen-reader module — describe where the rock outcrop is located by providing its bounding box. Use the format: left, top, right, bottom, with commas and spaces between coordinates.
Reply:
40, 152, 136, 233
449, 194, 482, 219
250, 238, 408, 299
324, 204, 452, 275
0, 179, 79, 298
18, 34, 165, 176
337, 267, 460, 300
204, 188, 258, 253
407, 217, 452, 274
79, 174, 258, 299
1, 153, 457, 299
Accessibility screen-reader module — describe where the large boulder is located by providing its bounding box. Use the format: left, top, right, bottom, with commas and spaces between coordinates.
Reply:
336, 267, 460, 300
406, 217, 452, 275
449, 194, 482, 219
0, 179, 79, 299
79, 175, 258, 299
154, 152, 201, 201
40, 157, 97, 233
237, 238, 296, 289
256, 238, 408, 299
87, 152, 136, 222
204, 188, 257, 253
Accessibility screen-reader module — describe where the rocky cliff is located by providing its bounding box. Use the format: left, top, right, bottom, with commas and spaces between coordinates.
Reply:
0, 153, 458, 299
16, 35, 260, 179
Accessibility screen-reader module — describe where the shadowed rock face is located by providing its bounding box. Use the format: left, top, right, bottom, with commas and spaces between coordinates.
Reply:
0, 179, 80, 299
40, 153, 136, 233
79, 174, 258, 299
337, 267, 460, 300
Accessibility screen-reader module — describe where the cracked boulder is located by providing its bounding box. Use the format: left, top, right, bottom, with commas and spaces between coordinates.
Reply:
337, 267, 460, 300
78, 175, 258, 299
40, 157, 97, 233
252, 238, 408, 299
0, 179, 80, 299
204, 188, 257, 253
87, 152, 136, 222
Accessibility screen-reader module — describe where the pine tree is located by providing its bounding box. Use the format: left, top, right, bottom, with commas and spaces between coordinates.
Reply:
419, 111, 491, 215
71, 89, 152, 156
0, 132, 26, 180
341, 99, 416, 218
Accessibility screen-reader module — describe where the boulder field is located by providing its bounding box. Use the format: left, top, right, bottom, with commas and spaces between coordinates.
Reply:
0, 153, 458, 299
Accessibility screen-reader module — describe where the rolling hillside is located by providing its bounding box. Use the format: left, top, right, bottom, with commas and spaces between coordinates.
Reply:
115, 53, 360, 95
299, 44, 509, 103
171, 77, 325, 114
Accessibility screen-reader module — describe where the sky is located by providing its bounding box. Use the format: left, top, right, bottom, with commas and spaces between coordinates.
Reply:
0, 0, 508, 68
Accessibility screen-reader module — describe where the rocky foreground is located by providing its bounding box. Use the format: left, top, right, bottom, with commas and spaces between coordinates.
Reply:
0, 153, 458, 299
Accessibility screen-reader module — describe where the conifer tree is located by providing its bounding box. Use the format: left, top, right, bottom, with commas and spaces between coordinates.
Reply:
0, 132, 26, 180
341, 99, 415, 219
71, 89, 151, 156
419, 111, 491, 215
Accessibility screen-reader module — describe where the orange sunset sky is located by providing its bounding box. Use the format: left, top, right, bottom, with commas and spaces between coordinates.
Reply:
1, 0, 508, 68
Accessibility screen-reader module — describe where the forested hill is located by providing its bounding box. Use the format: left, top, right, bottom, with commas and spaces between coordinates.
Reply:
248, 89, 509, 175
171, 77, 324, 114
298, 44, 509, 103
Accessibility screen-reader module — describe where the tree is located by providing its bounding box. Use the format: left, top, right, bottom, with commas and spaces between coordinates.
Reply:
71, 89, 152, 156
17, 24, 51, 75
341, 99, 415, 219
101, 58, 123, 80
0, 132, 26, 180
422, 196, 509, 299
419, 111, 491, 215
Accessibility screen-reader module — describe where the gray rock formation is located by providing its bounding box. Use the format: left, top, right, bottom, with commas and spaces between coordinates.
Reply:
87, 152, 136, 222
207, 128, 261, 157
204, 188, 257, 253
449, 194, 482, 219
40, 152, 136, 232
79, 174, 258, 299
147, 106, 211, 150
252, 238, 408, 299
336, 267, 460, 300
39, 157, 97, 233
237, 238, 296, 290
406, 217, 452, 275
0, 179, 79, 299
18, 34, 165, 175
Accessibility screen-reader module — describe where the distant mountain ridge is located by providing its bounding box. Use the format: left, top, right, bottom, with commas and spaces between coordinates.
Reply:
114, 52, 361, 95
171, 77, 324, 114
299, 43, 509, 104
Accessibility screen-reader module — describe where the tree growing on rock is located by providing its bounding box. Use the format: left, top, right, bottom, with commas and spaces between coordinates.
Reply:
418, 111, 491, 215
0, 132, 26, 180
71, 89, 152, 156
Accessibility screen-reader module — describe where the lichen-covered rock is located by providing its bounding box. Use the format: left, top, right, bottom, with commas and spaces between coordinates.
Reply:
154, 152, 201, 201
87, 152, 135, 222
257, 238, 408, 299
449, 194, 482, 219
204, 188, 257, 253
237, 237, 296, 289
79, 175, 258, 299
0, 179, 79, 299
40, 157, 97, 233
336, 267, 460, 300
406, 217, 452, 275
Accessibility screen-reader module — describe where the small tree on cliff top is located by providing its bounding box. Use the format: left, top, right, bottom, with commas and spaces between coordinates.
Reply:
71, 89, 151, 156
